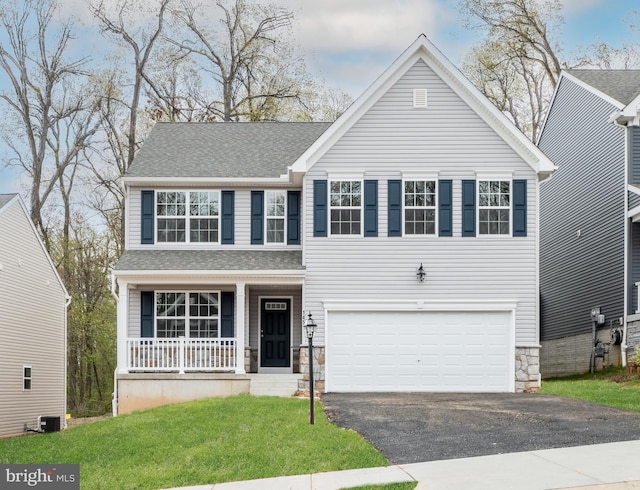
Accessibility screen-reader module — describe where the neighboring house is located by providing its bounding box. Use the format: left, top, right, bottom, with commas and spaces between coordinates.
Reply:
537, 69, 640, 377
112, 35, 556, 415
0, 194, 69, 438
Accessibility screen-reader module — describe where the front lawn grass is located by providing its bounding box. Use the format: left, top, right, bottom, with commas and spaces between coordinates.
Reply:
0, 395, 387, 490
539, 367, 640, 412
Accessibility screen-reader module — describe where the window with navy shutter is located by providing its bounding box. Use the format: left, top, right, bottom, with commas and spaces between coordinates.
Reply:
438, 180, 452, 237
141, 190, 155, 244
221, 191, 234, 244
388, 180, 402, 237
287, 191, 301, 245
462, 180, 476, 237
313, 180, 327, 237
251, 191, 264, 244
364, 180, 378, 237
512, 179, 527, 237
140, 291, 154, 338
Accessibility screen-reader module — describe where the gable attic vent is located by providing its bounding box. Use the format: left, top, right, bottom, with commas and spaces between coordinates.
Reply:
413, 88, 428, 108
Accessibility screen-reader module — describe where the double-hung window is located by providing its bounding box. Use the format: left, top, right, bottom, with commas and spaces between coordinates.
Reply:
404, 180, 436, 235
330, 180, 361, 235
266, 190, 286, 243
23, 366, 32, 390
156, 291, 219, 338
157, 191, 219, 243
478, 180, 510, 235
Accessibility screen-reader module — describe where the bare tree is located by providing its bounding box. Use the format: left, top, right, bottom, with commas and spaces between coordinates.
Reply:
90, 0, 171, 250
168, 0, 311, 121
0, 0, 99, 248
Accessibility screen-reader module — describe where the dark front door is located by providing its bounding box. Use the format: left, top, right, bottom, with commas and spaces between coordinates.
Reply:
260, 299, 291, 368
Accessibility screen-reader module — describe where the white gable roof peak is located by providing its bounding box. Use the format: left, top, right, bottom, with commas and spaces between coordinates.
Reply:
290, 34, 556, 177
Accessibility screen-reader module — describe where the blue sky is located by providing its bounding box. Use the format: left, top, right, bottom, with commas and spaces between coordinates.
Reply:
0, 0, 638, 194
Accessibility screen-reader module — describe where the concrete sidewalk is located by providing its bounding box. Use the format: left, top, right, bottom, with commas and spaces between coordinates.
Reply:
166, 439, 640, 490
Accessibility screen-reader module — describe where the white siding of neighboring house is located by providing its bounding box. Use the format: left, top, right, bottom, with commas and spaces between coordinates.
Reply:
0, 197, 67, 438
303, 59, 540, 346
127, 187, 301, 250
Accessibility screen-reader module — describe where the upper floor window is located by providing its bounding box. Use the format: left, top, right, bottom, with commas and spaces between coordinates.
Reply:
404, 180, 436, 235
266, 191, 286, 243
330, 180, 361, 235
478, 180, 510, 235
156, 291, 219, 338
156, 191, 219, 243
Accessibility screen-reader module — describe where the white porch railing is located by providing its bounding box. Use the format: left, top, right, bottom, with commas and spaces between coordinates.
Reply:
126, 338, 237, 373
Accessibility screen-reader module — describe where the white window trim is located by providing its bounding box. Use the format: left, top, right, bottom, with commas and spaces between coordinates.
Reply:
477, 179, 513, 237
155, 290, 221, 339
402, 178, 439, 236
155, 190, 221, 244
23, 365, 32, 391
328, 179, 363, 237
264, 190, 287, 245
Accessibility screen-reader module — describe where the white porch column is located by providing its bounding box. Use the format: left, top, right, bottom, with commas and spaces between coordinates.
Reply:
116, 280, 129, 374
235, 282, 246, 374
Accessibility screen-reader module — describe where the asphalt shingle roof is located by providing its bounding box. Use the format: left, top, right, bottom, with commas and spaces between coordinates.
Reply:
114, 249, 304, 272
567, 69, 640, 105
126, 122, 332, 179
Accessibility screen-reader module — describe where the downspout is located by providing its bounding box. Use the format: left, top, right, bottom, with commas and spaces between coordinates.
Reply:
64, 294, 71, 429
612, 115, 630, 366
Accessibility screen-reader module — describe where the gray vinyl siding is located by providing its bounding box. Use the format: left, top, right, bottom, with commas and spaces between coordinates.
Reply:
629, 191, 640, 210
304, 60, 540, 345
631, 126, 640, 185
0, 198, 67, 438
538, 76, 626, 340
128, 187, 299, 249
630, 222, 640, 314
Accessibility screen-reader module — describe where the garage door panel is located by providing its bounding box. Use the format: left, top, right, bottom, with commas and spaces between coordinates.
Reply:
327, 310, 512, 392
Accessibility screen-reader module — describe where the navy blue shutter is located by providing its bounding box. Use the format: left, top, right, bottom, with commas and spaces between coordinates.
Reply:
388, 180, 402, 237
141, 190, 155, 244
221, 191, 234, 244
221, 292, 234, 338
251, 191, 264, 244
313, 180, 327, 237
363, 180, 378, 237
512, 179, 527, 237
462, 180, 476, 237
140, 291, 154, 338
438, 180, 453, 237
287, 191, 301, 245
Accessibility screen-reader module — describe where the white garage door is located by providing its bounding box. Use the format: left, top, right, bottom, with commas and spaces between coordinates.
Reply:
326, 310, 513, 392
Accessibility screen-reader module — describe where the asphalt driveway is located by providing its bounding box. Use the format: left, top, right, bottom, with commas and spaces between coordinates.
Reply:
321, 393, 640, 464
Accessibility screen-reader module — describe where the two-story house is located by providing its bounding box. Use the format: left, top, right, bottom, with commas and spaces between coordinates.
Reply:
0, 194, 69, 438
112, 35, 556, 415
537, 70, 640, 377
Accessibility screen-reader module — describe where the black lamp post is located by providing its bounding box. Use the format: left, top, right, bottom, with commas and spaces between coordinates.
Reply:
304, 311, 317, 425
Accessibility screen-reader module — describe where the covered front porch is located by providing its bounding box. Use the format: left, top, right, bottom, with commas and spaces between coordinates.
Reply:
112, 249, 307, 414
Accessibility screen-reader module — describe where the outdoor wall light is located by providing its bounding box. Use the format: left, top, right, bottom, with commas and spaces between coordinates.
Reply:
304, 312, 317, 425
417, 263, 426, 282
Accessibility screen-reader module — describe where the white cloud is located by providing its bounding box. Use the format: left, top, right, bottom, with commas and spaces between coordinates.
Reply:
559, 0, 605, 15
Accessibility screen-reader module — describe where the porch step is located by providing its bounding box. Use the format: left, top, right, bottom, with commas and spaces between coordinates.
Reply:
247, 374, 303, 397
